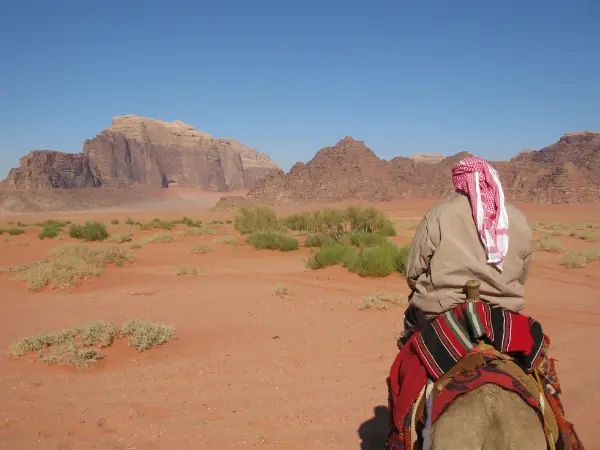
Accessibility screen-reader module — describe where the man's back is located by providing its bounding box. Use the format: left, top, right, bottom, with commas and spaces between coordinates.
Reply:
406, 194, 532, 315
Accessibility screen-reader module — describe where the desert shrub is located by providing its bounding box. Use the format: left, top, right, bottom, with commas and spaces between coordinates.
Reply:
273, 284, 289, 298
38, 225, 61, 240
570, 230, 598, 241
36, 219, 70, 228
247, 232, 299, 251
6, 245, 134, 291
6, 228, 24, 236
176, 265, 198, 275
10, 319, 174, 367
151, 219, 173, 230
106, 233, 132, 244
304, 234, 336, 248
214, 235, 237, 244
121, 319, 176, 351
560, 248, 600, 268
9, 320, 118, 368
359, 294, 405, 310
180, 227, 215, 236
173, 216, 203, 227
345, 206, 396, 236
235, 206, 280, 235
306, 243, 355, 269
192, 245, 212, 254
110, 219, 120, 225
125, 217, 137, 225
225, 220, 233, 224
68, 222, 109, 241
533, 236, 563, 252
143, 232, 173, 244
347, 231, 389, 248
281, 209, 346, 234
307, 241, 409, 277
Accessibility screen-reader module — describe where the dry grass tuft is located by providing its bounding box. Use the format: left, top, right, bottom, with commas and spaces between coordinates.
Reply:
106, 233, 132, 244
143, 232, 173, 244
10, 321, 118, 368
533, 236, 564, 252
214, 235, 237, 245
560, 248, 600, 268
192, 245, 212, 254
10, 319, 175, 368
359, 294, 406, 310
175, 265, 198, 275
570, 230, 598, 241
5, 245, 134, 291
273, 284, 290, 298
121, 319, 176, 352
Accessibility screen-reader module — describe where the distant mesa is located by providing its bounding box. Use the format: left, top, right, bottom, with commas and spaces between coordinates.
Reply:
410, 153, 445, 164
1, 115, 280, 192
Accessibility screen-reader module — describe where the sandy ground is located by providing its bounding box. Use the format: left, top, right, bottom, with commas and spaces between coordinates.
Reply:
0, 198, 599, 450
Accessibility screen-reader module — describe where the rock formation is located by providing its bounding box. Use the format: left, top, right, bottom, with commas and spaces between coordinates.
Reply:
1, 116, 280, 191
410, 153, 445, 164
247, 132, 600, 204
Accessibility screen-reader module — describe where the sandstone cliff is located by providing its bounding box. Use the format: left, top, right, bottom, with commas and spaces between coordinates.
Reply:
247, 133, 600, 204
1, 116, 280, 191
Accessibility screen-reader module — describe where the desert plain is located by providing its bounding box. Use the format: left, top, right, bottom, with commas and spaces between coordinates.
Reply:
1, 191, 599, 450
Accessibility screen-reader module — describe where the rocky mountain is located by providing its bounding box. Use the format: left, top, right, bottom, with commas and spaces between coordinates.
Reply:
1, 116, 280, 191
247, 132, 600, 204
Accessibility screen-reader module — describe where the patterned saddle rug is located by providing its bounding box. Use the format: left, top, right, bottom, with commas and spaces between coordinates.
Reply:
386, 303, 584, 450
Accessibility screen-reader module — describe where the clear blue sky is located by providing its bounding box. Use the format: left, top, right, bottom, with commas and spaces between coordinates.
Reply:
1, 0, 598, 177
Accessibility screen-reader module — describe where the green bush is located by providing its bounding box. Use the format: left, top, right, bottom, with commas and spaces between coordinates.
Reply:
151, 219, 173, 230
68, 222, 109, 241
307, 243, 356, 269
347, 232, 389, 248
38, 225, 61, 240
36, 219, 70, 228
304, 234, 336, 248
281, 209, 346, 234
235, 206, 280, 235
125, 217, 137, 225
173, 216, 203, 227
247, 232, 299, 251
344, 242, 405, 277
110, 219, 120, 225
307, 241, 409, 277
6, 228, 25, 236
345, 206, 396, 236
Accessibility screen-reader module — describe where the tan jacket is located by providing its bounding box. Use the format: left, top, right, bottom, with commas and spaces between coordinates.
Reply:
405, 193, 532, 314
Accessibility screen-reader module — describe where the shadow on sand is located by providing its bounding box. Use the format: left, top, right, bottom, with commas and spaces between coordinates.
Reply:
358, 405, 389, 450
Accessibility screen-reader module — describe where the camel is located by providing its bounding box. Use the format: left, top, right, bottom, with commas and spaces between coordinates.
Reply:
429, 383, 547, 450
428, 280, 548, 450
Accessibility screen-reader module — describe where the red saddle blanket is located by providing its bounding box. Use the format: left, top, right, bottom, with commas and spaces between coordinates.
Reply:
386, 304, 584, 450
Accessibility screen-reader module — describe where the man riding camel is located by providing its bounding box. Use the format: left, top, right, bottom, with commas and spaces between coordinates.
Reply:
402, 156, 532, 336
388, 156, 584, 450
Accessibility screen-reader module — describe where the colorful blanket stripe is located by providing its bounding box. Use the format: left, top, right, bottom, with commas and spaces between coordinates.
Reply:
412, 301, 544, 379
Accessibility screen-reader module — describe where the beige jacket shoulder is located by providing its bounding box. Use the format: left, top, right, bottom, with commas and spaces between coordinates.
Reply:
405, 194, 532, 315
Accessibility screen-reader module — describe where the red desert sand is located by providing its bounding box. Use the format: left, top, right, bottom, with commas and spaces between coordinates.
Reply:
1, 198, 599, 449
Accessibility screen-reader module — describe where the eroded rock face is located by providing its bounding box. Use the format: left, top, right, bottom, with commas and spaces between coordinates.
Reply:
248, 133, 600, 203
1, 151, 97, 189
2, 116, 281, 192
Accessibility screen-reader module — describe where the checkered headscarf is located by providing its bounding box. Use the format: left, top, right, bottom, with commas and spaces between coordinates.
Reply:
452, 156, 509, 271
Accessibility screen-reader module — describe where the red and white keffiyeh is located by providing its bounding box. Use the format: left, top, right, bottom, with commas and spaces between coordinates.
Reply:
452, 156, 509, 271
